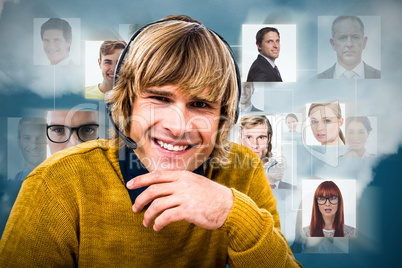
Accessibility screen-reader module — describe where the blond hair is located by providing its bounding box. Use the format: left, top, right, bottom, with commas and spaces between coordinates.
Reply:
239, 115, 273, 158
308, 102, 345, 144
107, 19, 238, 166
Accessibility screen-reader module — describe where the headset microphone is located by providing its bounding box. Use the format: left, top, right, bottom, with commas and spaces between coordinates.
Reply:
106, 102, 137, 149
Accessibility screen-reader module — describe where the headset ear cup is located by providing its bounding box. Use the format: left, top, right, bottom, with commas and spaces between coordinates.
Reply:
234, 61, 241, 124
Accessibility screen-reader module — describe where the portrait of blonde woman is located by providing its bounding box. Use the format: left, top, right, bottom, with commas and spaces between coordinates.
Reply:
307, 103, 345, 146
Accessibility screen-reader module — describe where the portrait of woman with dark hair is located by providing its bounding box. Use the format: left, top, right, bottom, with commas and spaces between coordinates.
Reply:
285, 113, 299, 132
303, 181, 355, 237
343, 116, 375, 158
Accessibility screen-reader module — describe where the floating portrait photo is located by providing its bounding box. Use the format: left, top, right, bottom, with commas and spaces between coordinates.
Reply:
340, 116, 377, 158
301, 179, 356, 253
45, 109, 100, 156
7, 117, 47, 182
242, 24, 296, 82
304, 102, 346, 146
239, 82, 265, 115
85, 41, 104, 91
317, 16, 381, 79
283, 113, 303, 134
33, 18, 81, 66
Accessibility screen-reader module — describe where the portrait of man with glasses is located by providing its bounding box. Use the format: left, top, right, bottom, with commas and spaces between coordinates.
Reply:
46, 110, 99, 155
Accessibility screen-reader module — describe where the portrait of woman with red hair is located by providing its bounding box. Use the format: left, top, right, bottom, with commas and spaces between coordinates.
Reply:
303, 181, 356, 237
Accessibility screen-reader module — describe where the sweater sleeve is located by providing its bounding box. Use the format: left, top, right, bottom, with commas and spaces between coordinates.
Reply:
0, 176, 78, 267
220, 153, 302, 268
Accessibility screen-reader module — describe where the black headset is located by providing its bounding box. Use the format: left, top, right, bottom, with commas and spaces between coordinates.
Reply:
106, 19, 242, 150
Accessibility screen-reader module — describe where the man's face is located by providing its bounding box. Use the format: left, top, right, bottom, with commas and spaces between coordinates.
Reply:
257, 31, 280, 62
42, 29, 71, 65
18, 123, 47, 169
98, 49, 123, 89
240, 84, 254, 106
129, 85, 221, 172
330, 18, 367, 69
241, 123, 270, 159
46, 111, 99, 155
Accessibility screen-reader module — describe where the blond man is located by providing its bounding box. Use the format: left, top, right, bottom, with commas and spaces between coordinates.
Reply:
240, 115, 294, 190
1, 17, 301, 267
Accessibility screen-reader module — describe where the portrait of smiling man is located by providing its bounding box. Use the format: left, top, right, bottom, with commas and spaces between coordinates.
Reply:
85, 40, 127, 99
318, 16, 381, 79
0, 16, 301, 267
34, 18, 80, 65
40, 18, 73, 65
247, 27, 283, 82
9, 118, 47, 181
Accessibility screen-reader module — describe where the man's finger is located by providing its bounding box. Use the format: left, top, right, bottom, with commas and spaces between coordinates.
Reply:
126, 170, 182, 189
142, 195, 180, 227
133, 183, 175, 212
153, 206, 185, 231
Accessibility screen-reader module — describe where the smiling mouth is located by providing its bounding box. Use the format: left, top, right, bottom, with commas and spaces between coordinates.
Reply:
46, 49, 59, 54
155, 139, 190, 152
324, 208, 332, 212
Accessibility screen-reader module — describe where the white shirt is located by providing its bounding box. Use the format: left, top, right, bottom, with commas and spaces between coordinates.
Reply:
56, 55, 73, 65
240, 104, 252, 113
334, 61, 365, 79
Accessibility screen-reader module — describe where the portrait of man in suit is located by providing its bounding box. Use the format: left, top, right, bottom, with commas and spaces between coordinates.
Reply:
247, 27, 283, 82
240, 82, 263, 113
318, 16, 381, 79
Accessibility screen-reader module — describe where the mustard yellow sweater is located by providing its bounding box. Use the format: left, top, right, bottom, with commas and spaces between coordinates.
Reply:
0, 140, 301, 267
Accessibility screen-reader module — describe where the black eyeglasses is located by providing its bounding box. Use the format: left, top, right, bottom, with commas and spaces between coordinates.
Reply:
47, 124, 99, 143
316, 196, 339, 205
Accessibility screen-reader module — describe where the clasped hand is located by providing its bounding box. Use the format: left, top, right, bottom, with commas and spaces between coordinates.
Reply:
126, 170, 234, 231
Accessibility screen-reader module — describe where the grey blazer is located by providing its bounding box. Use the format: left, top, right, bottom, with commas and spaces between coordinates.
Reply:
318, 62, 381, 79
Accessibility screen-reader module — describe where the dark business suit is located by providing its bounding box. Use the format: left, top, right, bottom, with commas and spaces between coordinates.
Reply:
318, 62, 381, 79
278, 181, 296, 189
250, 105, 263, 112
240, 105, 263, 114
247, 54, 282, 82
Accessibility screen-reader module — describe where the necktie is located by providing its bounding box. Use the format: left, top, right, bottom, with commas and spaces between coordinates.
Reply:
274, 65, 282, 80
341, 71, 357, 79
270, 184, 276, 189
